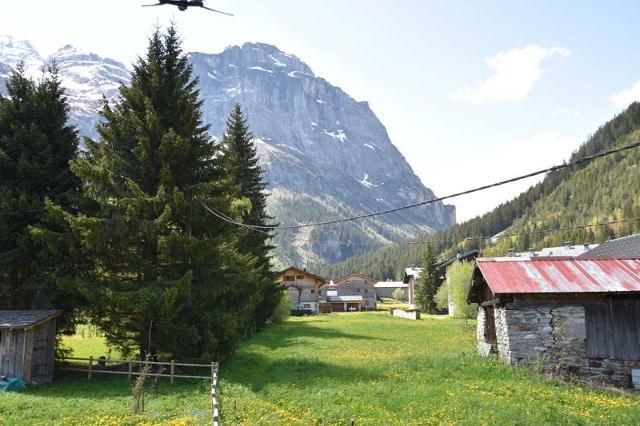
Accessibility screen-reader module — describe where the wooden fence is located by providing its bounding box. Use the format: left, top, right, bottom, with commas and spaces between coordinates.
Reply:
58, 357, 221, 424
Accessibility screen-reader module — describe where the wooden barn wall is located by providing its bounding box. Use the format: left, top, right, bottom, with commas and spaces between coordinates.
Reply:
0, 329, 25, 378
586, 299, 640, 360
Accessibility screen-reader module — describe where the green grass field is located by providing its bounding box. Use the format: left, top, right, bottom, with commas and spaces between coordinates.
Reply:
3, 312, 640, 425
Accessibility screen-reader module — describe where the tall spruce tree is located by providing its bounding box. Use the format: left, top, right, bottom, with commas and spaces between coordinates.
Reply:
221, 104, 281, 329
48, 27, 258, 360
0, 64, 80, 319
415, 242, 440, 313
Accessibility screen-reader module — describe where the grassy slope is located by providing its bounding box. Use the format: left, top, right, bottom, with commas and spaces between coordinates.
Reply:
220, 313, 640, 425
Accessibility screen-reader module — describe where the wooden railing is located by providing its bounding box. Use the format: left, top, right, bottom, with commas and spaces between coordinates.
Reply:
57, 357, 221, 424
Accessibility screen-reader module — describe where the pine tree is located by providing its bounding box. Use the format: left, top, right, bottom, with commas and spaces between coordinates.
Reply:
221, 104, 281, 330
0, 64, 80, 318
415, 242, 440, 313
47, 27, 256, 360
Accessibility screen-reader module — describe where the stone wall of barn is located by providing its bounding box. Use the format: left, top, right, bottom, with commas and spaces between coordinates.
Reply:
477, 299, 640, 387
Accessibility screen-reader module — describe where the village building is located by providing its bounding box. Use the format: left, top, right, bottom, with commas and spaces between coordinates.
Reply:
579, 233, 640, 258
374, 281, 408, 300
513, 243, 600, 259
321, 273, 377, 312
279, 267, 327, 314
468, 257, 640, 387
0, 310, 62, 385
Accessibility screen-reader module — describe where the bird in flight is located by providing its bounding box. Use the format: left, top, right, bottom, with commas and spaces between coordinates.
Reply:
142, 0, 233, 15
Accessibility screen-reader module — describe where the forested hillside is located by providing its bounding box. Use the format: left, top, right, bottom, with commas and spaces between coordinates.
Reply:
319, 103, 640, 280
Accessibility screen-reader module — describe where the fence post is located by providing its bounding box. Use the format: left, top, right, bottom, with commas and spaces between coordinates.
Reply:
211, 362, 219, 426
170, 360, 175, 384
88, 356, 93, 380
128, 360, 132, 382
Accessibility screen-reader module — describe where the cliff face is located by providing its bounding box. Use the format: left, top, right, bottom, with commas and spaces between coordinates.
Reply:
0, 38, 455, 266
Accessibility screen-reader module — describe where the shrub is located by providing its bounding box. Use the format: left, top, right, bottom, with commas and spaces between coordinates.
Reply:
434, 281, 449, 311
271, 291, 293, 324
391, 288, 405, 301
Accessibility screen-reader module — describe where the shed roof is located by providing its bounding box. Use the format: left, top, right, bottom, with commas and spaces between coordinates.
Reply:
579, 234, 640, 258
473, 258, 640, 295
0, 310, 62, 329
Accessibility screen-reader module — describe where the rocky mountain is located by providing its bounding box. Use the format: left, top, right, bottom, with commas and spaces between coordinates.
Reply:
0, 36, 455, 267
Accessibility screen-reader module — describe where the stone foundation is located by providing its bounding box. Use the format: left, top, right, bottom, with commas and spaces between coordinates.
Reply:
476, 300, 639, 387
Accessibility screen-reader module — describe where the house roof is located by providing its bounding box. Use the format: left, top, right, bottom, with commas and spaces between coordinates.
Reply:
579, 234, 640, 258
514, 244, 600, 259
0, 310, 62, 329
279, 266, 328, 283
435, 250, 480, 271
403, 267, 422, 283
333, 272, 378, 284
374, 281, 408, 288
326, 295, 363, 302
471, 258, 640, 297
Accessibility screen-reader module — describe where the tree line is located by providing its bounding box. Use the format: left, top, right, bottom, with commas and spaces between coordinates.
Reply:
0, 26, 281, 361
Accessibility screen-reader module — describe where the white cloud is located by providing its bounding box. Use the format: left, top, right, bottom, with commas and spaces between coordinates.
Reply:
552, 106, 581, 118
454, 45, 570, 103
611, 80, 640, 109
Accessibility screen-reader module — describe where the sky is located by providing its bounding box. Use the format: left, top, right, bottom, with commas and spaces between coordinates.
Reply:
2, 1, 640, 221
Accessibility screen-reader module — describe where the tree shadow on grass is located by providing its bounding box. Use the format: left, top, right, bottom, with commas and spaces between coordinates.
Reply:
223, 351, 383, 392
247, 320, 388, 351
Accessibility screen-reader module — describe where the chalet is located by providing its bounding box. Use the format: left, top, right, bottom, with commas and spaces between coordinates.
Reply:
279, 267, 327, 314
0, 310, 62, 385
468, 257, 640, 387
323, 273, 377, 311
403, 267, 422, 306
374, 281, 408, 300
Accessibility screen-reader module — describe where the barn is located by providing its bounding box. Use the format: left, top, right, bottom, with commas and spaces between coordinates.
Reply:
468, 258, 640, 387
0, 310, 62, 384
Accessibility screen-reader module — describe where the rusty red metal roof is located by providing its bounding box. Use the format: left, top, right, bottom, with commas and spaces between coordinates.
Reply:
476, 258, 640, 294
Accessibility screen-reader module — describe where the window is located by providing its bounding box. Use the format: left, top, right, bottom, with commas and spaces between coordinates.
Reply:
296, 275, 304, 280
284, 275, 295, 282
365, 289, 368, 293
304, 304, 311, 308
310, 289, 315, 294
356, 288, 360, 292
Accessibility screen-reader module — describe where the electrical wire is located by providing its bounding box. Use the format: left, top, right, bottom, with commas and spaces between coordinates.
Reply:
205, 140, 640, 231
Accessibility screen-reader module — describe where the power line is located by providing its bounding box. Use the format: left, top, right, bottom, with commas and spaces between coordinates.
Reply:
199, 202, 272, 235
278, 217, 640, 248
209, 140, 640, 231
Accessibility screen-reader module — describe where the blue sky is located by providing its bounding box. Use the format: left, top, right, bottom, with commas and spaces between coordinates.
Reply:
2, 1, 640, 221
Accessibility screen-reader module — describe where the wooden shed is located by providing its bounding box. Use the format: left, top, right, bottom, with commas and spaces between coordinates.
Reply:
0, 310, 62, 384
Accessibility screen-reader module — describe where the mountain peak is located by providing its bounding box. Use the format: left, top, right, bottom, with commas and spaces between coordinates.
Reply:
0, 34, 43, 72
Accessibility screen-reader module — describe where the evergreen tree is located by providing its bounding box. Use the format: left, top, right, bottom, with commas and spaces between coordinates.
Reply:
47, 27, 257, 360
0, 64, 80, 320
221, 104, 280, 330
415, 242, 440, 313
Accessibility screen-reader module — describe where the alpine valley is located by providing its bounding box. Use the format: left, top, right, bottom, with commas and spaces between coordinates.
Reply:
0, 36, 455, 268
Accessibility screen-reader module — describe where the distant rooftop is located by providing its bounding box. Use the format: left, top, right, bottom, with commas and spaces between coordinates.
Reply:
326, 295, 363, 302
579, 234, 640, 258
374, 281, 408, 288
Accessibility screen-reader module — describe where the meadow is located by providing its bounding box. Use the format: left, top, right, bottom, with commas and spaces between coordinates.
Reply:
2, 312, 640, 425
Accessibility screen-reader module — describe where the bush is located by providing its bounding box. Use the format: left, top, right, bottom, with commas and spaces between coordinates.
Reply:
391, 288, 406, 301
434, 281, 449, 311
270, 291, 293, 324
448, 261, 477, 319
